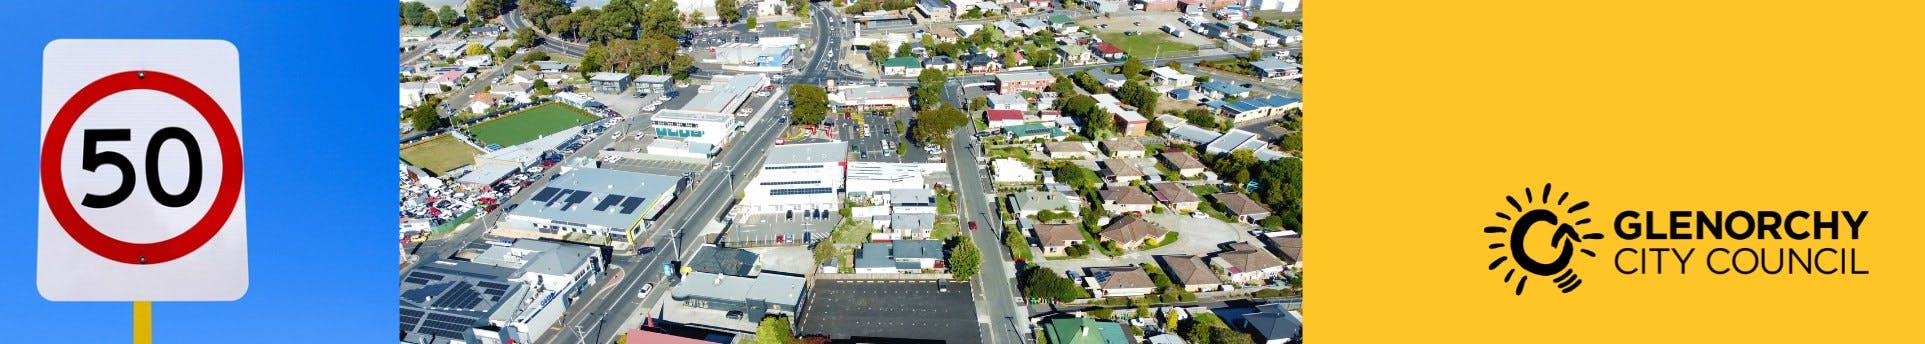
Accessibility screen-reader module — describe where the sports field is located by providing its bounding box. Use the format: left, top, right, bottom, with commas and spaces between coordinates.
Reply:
466, 103, 598, 147
400, 134, 480, 175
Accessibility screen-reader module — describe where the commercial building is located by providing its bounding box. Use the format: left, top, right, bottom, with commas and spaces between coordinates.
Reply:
670, 245, 808, 323
830, 85, 912, 110
499, 168, 683, 244
400, 239, 605, 344
634, 74, 674, 94
652, 109, 742, 155
589, 72, 633, 93
683, 74, 770, 115
995, 71, 1056, 94
854, 240, 945, 273
845, 162, 927, 196
741, 141, 849, 214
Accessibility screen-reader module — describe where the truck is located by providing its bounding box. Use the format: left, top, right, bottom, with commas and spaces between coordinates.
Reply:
1162, 25, 1184, 38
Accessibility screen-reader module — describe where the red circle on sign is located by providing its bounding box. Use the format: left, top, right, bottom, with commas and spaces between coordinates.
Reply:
40, 70, 244, 265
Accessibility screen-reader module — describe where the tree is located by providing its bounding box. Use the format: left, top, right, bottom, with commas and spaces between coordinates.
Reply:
812, 241, 837, 268
438, 5, 461, 27
408, 97, 445, 132
580, 43, 609, 76
1175, 108, 1220, 131
532, 79, 553, 97
468, 0, 506, 21
1135, 305, 1151, 319
968, 97, 988, 112
1164, 311, 1182, 333
419, 8, 441, 28
1210, 149, 1259, 187
718, 0, 742, 23
1050, 73, 1077, 95
947, 235, 982, 280
1020, 266, 1089, 302
515, 28, 541, 49
747, 15, 758, 29
896, 42, 916, 58
868, 41, 891, 66
788, 84, 829, 124
1119, 57, 1145, 80
912, 103, 969, 146
755, 315, 794, 344
1210, 326, 1254, 344
1117, 81, 1159, 116
642, 0, 686, 38
466, 43, 487, 56
1279, 132, 1301, 155
401, 2, 430, 26
526, 51, 551, 61
915, 68, 948, 111
493, 46, 515, 60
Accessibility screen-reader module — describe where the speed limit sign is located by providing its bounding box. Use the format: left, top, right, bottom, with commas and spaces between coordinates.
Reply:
38, 40, 248, 301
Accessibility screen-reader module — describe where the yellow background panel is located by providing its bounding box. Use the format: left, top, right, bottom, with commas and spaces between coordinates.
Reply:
1313, 0, 1922, 342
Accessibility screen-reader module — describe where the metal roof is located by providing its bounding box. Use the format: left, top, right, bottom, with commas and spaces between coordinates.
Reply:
764, 141, 848, 165
507, 167, 680, 230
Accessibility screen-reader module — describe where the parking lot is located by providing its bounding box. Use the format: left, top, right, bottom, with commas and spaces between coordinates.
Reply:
797, 280, 982, 344
721, 212, 838, 247
842, 107, 942, 163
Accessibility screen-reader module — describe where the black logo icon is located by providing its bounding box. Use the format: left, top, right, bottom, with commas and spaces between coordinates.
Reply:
1486, 183, 1606, 295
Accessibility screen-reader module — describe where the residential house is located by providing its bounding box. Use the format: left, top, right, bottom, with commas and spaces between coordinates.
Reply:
1159, 151, 1207, 178
992, 158, 1039, 184
1092, 42, 1127, 61
1086, 266, 1156, 297
532, 61, 570, 73
996, 71, 1056, 94
1150, 67, 1197, 88
1042, 318, 1131, 344
1267, 234, 1303, 270
1241, 303, 1304, 344
855, 240, 946, 273
1212, 242, 1285, 284
1100, 186, 1156, 215
987, 93, 1029, 111
1149, 182, 1202, 212
1159, 254, 1224, 292
883, 56, 924, 76
1098, 215, 1168, 250
889, 188, 939, 215
963, 53, 1004, 73
1086, 70, 1127, 91
1005, 123, 1068, 141
1008, 190, 1082, 218
1092, 94, 1149, 136
1057, 44, 1098, 65
1217, 95, 1302, 123
1213, 192, 1272, 223
986, 109, 1027, 129
1205, 128, 1268, 155
1035, 222, 1087, 257
1037, 110, 1063, 122
1048, 14, 1079, 32
887, 213, 939, 240
925, 55, 959, 71
1195, 81, 1251, 100
1250, 58, 1303, 80
468, 92, 501, 114
1167, 124, 1224, 146
993, 20, 1026, 39
1019, 18, 1050, 34
1100, 159, 1145, 183
430, 70, 466, 89
1101, 139, 1146, 158
1045, 141, 1097, 159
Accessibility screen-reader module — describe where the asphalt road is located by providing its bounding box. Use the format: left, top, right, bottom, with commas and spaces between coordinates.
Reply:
504, 9, 588, 58
945, 117, 1027, 344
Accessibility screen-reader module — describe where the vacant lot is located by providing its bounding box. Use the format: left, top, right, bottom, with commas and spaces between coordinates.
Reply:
797, 280, 982, 344
400, 134, 480, 175
1098, 32, 1198, 59
467, 103, 598, 147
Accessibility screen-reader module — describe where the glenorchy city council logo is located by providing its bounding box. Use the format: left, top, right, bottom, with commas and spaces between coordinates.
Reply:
1486, 183, 1605, 295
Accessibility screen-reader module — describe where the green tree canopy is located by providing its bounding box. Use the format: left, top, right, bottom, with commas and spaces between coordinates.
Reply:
788, 84, 830, 124
947, 235, 982, 280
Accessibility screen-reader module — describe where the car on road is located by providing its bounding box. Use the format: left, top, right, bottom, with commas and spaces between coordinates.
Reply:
1191, 211, 1208, 219
637, 282, 654, 298
969, 221, 977, 231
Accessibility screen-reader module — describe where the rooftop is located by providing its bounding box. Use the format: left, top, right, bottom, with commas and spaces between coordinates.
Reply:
1213, 192, 1271, 216
1149, 182, 1200, 203
996, 71, 1056, 83
1100, 215, 1168, 243
1043, 317, 1130, 344
1101, 159, 1144, 178
1101, 186, 1155, 205
1009, 190, 1081, 213
987, 109, 1026, 121
1102, 139, 1145, 153
590, 72, 631, 82
1090, 265, 1154, 290
1034, 222, 1085, 247
1160, 151, 1206, 170
507, 168, 681, 230
687, 245, 760, 277
764, 141, 849, 165
1160, 254, 1224, 286
1218, 242, 1285, 272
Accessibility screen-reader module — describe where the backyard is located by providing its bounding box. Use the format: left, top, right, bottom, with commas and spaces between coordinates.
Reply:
466, 103, 599, 147
399, 134, 480, 175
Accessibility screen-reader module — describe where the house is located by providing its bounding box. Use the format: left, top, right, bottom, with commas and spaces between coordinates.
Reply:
856, 240, 946, 273
1091, 42, 1127, 61
1009, 190, 1083, 218
1267, 234, 1303, 270
1159, 152, 1207, 178
1149, 182, 1202, 212
1098, 215, 1168, 250
1219, 95, 1302, 123
1019, 18, 1051, 33
1167, 124, 1223, 146
1057, 44, 1097, 65
1205, 129, 1268, 155
925, 55, 959, 71
1100, 186, 1156, 215
996, 71, 1056, 94
963, 53, 1004, 73
1086, 70, 1127, 91
468, 92, 500, 114
457, 55, 494, 68
1100, 159, 1145, 183
1250, 58, 1303, 80
1101, 139, 1146, 158
1135, 0, 1179, 11
1196, 81, 1251, 100
401, 26, 441, 42
1159, 254, 1224, 292
588, 72, 632, 94
992, 158, 1039, 184
1086, 266, 1156, 297
533, 61, 570, 72
430, 70, 466, 89
1048, 14, 1079, 32
1213, 192, 1272, 223
985, 109, 1031, 127
1092, 94, 1149, 136
993, 20, 1026, 39
889, 188, 939, 214
1213, 242, 1285, 283
1005, 123, 1068, 141
1241, 303, 1304, 344
987, 93, 1029, 111
1042, 318, 1131, 344
1167, 88, 1199, 101
1045, 141, 1097, 159
887, 213, 939, 239
1150, 67, 1197, 88
1035, 222, 1087, 256
882, 56, 924, 76
916, 0, 955, 20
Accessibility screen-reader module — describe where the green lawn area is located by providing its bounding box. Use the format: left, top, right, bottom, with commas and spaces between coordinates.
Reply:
1097, 32, 1198, 59
400, 134, 480, 175
933, 217, 960, 240
937, 190, 956, 215
466, 103, 598, 147
775, 21, 799, 30
833, 220, 877, 245
1189, 185, 1237, 222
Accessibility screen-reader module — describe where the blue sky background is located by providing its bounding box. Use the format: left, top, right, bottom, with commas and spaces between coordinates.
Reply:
0, 1, 396, 342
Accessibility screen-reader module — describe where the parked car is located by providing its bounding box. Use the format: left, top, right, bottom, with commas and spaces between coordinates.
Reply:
637, 282, 654, 298
969, 221, 978, 231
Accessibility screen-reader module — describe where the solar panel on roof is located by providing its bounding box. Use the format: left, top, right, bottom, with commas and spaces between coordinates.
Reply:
563, 190, 590, 204
531, 187, 561, 202
593, 195, 624, 211
404, 277, 432, 285
400, 309, 425, 318
413, 272, 445, 281
618, 196, 645, 214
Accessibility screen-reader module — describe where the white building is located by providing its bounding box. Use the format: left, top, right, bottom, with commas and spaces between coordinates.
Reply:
652, 109, 742, 155
499, 168, 682, 244
846, 162, 927, 196
888, 189, 939, 215
1245, 0, 1301, 12
683, 74, 770, 115
742, 141, 850, 214
831, 85, 912, 110
991, 158, 1037, 184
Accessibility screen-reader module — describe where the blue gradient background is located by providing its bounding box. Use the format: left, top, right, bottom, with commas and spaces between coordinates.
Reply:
0, 1, 396, 342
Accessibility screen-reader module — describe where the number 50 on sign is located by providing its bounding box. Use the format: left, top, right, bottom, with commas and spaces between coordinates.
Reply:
38, 40, 248, 302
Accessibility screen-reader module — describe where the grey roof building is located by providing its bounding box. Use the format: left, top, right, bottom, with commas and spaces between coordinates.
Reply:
1240, 303, 1303, 343
687, 245, 760, 277
670, 271, 808, 321
401, 259, 524, 344
502, 168, 682, 244
1167, 124, 1222, 145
